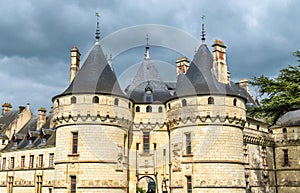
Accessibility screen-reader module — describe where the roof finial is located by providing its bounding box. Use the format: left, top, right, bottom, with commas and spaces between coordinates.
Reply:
145, 34, 150, 59
201, 15, 206, 44
95, 12, 100, 43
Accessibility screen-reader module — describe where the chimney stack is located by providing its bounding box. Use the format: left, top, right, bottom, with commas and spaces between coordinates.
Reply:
37, 107, 47, 130
1, 103, 12, 115
176, 57, 190, 77
239, 78, 250, 93
212, 40, 228, 84
69, 45, 81, 84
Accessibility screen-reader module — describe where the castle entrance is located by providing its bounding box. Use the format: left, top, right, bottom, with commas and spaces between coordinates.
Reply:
137, 176, 156, 193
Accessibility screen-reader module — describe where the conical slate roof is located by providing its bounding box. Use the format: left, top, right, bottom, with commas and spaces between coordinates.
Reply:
55, 42, 126, 98
175, 43, 241, 98
275, 109, 300, 127
125, 55, 171, 103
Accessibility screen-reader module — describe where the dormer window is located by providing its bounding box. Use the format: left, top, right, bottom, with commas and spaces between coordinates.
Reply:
144, 81, 153, 102
92, 96, 99, 103
208, 97, 214, 104
114, 98, 119, 106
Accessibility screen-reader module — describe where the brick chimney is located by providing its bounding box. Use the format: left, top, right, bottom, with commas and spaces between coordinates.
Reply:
212, 40, 228, 84
37, 107, 47, 130
239, 78, 250, 93
69, 45, 81, 84
1, 103, 12, 115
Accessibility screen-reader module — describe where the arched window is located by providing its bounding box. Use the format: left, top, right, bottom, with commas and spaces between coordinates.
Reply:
158, 106, 163, 113
128, 102, 131, 109
114, 98, 119, 106
71, 96, 76, 104
146, 105, 152, 113
56, 99, 60, 107
233, 98, 237, 106
92, 96, 99, 103
181, 99, 187, 107
283, 128, 287, 139
208, 97, 214, 104
136, 106, 140, 112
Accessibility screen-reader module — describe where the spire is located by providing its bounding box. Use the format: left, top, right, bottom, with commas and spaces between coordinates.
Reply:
95, 12, 100, 43
145, 34, 150, 59
201, 15, 206, 44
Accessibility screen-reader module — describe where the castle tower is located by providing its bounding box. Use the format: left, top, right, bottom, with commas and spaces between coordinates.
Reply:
212, 39, 229, 84
51, 18, 132, 193
168, 24, 247, 193
69, 45, 81, 84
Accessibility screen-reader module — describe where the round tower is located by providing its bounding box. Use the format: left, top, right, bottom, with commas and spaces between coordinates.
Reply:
51, 25, 132, 192
166, 31, 247, 193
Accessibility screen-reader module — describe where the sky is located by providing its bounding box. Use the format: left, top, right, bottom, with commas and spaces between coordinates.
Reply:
0, 0, 299, 114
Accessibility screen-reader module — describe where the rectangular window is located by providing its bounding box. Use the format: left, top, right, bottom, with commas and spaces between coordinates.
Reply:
38, 155, 43, 168
10, 157, 14, 169
187, 176, 192, 193
49, 153, 54, 168
143, 132, 150, 153
29, 155, 34, 168
2, 158, 6, 170
8, 176, 13, 193
71, 176, 76, 193
36, 175, 43, 193
283, 149, 289, 166
72, 132, 78, 154
21, 156, 25, 169
185, 133, 191, 154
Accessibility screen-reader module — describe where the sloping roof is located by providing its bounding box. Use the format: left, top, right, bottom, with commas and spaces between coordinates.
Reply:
54, 43, 126, 99
175, 43, 243, 98
125, 58, 171, 103
275, 109, 300, 127
0, 110, 19, 132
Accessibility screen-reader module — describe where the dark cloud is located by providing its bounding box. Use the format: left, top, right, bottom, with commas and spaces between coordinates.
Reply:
0, 0, 299, 113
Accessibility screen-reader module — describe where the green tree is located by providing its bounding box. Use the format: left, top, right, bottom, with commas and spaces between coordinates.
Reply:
249, 51, 300, 125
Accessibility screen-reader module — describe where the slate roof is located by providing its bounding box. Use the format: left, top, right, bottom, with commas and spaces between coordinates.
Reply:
54, 42, 126, 99
175, 43, 244, 99
0, 110, 19, 132
274, 109, 300, 127
125, 57, 171, 103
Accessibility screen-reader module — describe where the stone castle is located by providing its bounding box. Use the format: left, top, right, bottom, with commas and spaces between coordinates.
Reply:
0, 22, 299, 193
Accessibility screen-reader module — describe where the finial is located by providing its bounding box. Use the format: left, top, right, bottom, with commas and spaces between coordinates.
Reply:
95, 12, 100, 43
145, 34, 150, 59
201, 15, 206, 44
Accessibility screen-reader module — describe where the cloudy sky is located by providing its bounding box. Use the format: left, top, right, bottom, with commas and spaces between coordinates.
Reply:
0, 0, 299, 114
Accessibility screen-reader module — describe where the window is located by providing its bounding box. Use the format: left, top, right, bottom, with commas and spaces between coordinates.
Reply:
185, 133, 191, 154
168, 103, 171, 110
262, 147, 267, 166
71, 96, 77, 104
128, 102, 131, 109
146, 105, 152, 113
2, 158, 6, 170
56, 99, 60, 107
182, 99, 187, 107
21, 156, 25, 169
38, 155, 43, 168
49, 188, 52, 193
187, 176, 192, 193
29, 155, 34, 168
283, 128, 287, 139
283, 149, 289, 166
49, 153, 54, 168
8, 176, 13, 193
36, 175, 43, 193
92, 96, 99, 103
10, 157, 14, 169
72, 132, 78, 154
143, 132, 150, 153
2, 139, 5, 145
158, 106, 163, 113
114, 98, 119, 106
136, 106, 140, 112
208, 97, 214, 104
70, 176, 76, 193
256, 125, 260, 130
233, 98, 237, 106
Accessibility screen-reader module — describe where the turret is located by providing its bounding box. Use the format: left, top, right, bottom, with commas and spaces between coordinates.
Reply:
212, 39, 229, 84
69, 45, 81, 84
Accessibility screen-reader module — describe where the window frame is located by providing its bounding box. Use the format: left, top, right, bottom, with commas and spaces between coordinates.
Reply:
72, 132, 78, 154
143, 132, 150, 154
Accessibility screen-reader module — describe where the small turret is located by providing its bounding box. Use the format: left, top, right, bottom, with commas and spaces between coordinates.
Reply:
69, 45, 81, 84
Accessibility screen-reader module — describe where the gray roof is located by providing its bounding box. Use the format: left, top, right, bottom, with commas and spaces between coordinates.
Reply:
175, 43, 243, 98
0, 110, 19, 132
275, 109, 300, 127
54, 43, 126, 99
126, 58, 171, 103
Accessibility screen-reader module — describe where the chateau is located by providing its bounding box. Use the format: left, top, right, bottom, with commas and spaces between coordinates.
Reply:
0, 22, 299, 193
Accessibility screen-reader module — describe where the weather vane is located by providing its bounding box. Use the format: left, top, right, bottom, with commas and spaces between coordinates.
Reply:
201, 15, 206, 44
95, 12, 100, 42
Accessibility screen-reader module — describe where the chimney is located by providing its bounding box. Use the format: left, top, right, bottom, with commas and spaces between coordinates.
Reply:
69, 45, 81, 84
239, 78, 250, 93
176, 57, 190, 76
37, 107, 47, 130
212, 40, 228, 84
18, 106, 25, 113
1, 103, 12, 115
